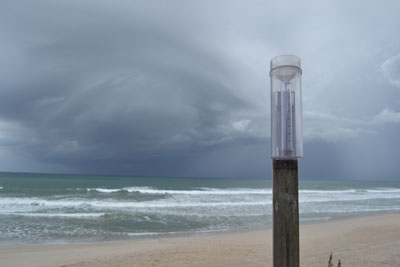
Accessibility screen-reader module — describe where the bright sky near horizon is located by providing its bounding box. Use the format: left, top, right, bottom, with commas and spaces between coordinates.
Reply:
0, 0, 400, 180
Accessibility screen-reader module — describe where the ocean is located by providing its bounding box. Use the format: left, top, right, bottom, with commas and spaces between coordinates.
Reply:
0, 172, 399, 244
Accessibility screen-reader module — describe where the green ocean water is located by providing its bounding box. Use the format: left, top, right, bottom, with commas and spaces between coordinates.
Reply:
0, 172, 399, 243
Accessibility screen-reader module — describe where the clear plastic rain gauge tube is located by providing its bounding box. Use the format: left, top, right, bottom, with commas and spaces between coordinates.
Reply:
270, 55, 303, 159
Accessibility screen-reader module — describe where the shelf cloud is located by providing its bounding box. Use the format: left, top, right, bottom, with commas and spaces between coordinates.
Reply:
0, 0, 400, 180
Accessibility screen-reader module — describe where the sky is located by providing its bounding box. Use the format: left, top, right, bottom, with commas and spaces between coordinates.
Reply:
0, 0, 400, 180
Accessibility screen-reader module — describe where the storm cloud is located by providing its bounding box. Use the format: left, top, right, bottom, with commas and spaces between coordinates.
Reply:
0, 0, 400, 179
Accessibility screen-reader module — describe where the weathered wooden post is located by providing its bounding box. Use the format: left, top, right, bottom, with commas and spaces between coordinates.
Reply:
270, 55, 303, 267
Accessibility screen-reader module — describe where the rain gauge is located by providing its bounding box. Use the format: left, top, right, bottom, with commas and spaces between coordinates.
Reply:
270, 55, 303, 159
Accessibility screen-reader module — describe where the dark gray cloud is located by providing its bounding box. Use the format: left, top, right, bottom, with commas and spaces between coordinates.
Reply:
0, 0, 399, 179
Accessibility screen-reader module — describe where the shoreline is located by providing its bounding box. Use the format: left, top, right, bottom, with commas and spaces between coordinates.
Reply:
1, 212, 399, 267
2, 210, 398, 246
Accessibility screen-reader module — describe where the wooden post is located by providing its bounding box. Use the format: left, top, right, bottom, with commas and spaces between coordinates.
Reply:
273, 159, 299, 267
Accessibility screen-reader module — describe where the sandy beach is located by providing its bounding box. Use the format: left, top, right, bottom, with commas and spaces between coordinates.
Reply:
1, 213, 399, 267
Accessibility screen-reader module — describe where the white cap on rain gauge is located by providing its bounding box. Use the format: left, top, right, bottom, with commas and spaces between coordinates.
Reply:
270, 55, 303, 159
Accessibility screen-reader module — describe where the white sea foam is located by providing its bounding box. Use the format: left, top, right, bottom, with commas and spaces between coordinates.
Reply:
83, 186, 400, 205
299, 188, 400, 203
126, 229, 226, 237
366, 188, 400, 193
304, 206, 400, 214
0, 194, 398, 211
87, 186, 400, 196
89, 186, 271, 195
299, 188, 400, 194
0, 197, 268, 209
2, 212, 105, 218
88, 188, 121, 193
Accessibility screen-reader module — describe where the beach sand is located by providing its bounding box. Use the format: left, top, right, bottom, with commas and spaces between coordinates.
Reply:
1, 213, 399, 267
